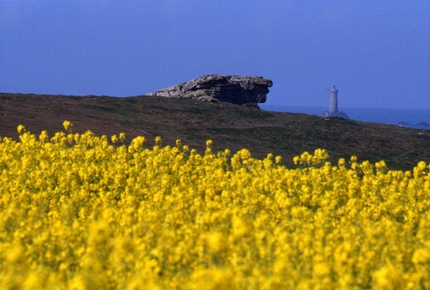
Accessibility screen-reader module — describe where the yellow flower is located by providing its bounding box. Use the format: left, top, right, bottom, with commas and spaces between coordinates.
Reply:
17, 124, 26, 134
62, 120, 73, 132
155, 136, 162, 146
111, 134, 118, 144
2, 121, 430, 289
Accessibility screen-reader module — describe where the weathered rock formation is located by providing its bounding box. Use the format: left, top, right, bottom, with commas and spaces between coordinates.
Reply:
146, 74, 273, 105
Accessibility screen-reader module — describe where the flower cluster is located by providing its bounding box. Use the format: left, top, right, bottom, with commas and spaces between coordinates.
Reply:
0, 122, 429, 289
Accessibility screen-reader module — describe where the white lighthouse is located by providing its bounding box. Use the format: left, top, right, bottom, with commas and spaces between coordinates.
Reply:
328, 85, 338, 114
323, 85, 349, 118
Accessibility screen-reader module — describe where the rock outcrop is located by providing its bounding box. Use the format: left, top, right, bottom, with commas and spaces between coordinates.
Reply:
323, 110, 350, 119
146, 74, 273, 105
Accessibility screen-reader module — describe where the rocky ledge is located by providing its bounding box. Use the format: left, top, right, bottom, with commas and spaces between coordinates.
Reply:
145, 74, 273, 106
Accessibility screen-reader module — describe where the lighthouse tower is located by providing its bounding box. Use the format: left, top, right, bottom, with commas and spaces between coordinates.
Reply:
323, 85, 349, 118
328, 85, 338, 114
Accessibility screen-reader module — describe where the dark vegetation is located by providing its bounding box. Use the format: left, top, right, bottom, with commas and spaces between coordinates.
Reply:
1, 92, 430, 170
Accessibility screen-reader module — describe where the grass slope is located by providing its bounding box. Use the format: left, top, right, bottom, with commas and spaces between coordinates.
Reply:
1, 92, 429, 170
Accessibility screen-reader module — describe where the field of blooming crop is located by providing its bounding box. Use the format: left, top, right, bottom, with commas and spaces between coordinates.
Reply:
0, 121, 429, 289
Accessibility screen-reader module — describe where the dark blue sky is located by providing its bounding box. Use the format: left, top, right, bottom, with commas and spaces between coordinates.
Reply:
1, 1, 429, 108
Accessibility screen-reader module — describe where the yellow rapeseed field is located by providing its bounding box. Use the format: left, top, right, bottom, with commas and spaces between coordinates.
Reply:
1, 121, 430, 289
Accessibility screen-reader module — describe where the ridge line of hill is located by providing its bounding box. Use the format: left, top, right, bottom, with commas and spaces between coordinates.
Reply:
1, 92, 429, 170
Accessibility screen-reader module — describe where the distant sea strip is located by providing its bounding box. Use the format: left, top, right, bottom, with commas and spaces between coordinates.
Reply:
260, 105, 430, 130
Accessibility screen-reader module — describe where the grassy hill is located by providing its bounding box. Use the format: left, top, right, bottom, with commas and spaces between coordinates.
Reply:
1, 92, 429, 170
